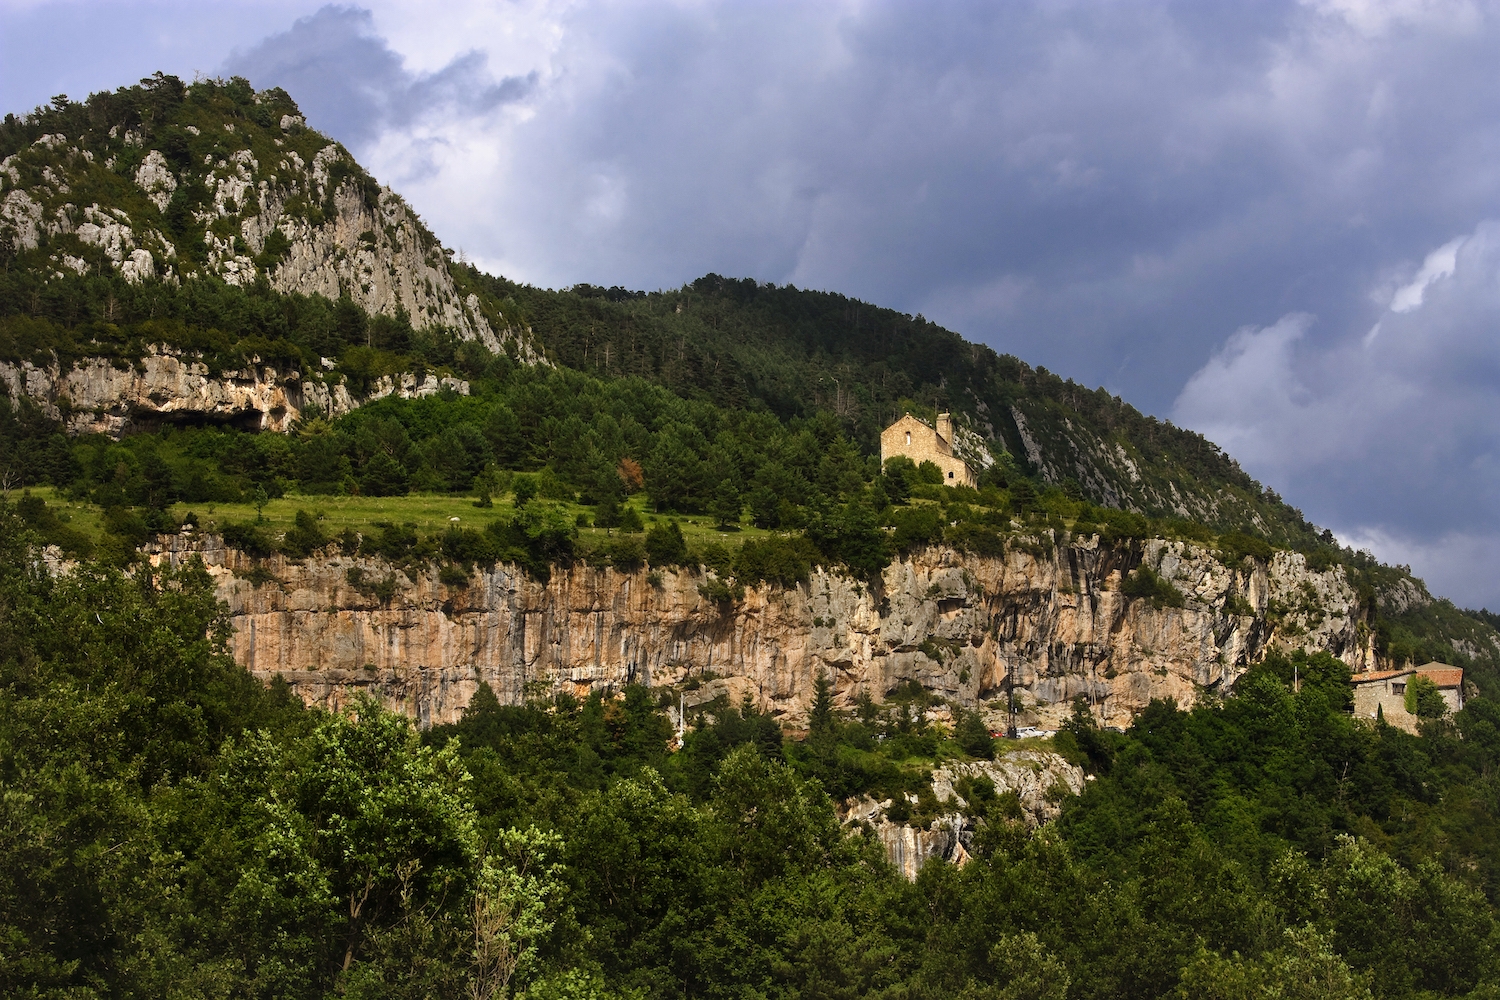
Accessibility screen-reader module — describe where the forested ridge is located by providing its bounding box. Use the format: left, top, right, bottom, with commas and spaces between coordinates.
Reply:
2, 72, 1323, 547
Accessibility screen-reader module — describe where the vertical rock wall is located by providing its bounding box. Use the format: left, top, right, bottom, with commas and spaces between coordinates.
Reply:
150, 531, 1373, 729
0, 350, 469, 437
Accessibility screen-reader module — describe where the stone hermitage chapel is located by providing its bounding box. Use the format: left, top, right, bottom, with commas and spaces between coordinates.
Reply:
881, 412, 978, 488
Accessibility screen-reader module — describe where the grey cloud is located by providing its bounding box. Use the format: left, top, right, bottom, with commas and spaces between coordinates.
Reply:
475, 2, 1500, 406
1174, 222, 1500, 607
435, 0, 1500, 604
224, 5, 534, 152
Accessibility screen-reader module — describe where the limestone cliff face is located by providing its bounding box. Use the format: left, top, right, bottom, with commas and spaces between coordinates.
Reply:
840, 752, 1086, 879
1, 123, 546, 360
245, 149, 542, 365
0, 347, 468, 436
148, 530, 1373, 730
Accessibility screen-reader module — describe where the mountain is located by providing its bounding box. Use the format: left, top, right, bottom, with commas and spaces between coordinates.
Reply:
2, 74, 1497, 694
3, 75, 1307, 545
9, 72, 1500, 1000
0, 73, 540, 362
472, 271, 1321, 546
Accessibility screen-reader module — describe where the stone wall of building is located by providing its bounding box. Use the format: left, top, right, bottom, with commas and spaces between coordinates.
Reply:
1351, 663, 1463, 734
880, 413, 977, 487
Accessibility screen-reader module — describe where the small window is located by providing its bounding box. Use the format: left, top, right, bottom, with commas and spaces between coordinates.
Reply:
948, 471, 954, 479
1392, 683, 1406, 695
905, 431, 911, 445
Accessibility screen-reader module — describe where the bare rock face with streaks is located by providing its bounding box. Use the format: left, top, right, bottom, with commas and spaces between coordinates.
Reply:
148, 530, 1373, 731
2, 125, 543, 363
840, 751, 1087, 879
0, 348, 468, 436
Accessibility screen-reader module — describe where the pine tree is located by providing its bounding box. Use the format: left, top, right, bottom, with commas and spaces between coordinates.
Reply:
809, 671, 836, 742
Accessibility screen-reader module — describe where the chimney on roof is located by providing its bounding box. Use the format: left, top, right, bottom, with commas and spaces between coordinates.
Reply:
936, 412, 952, 443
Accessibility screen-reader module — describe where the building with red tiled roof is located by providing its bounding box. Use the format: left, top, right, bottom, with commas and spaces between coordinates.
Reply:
1415, 662, 1465, 702
1350, 662, 1463, 734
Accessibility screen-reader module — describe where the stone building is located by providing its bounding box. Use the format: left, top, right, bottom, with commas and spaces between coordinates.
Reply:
881, 412, 977, 488
1350, 662, 1464, 733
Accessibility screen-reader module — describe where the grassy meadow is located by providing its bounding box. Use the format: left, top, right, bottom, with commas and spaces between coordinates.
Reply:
15, 485, 783, 556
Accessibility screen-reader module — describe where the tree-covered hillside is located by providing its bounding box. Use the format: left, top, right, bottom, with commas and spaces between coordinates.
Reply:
5, 506, 1500, 999
7, 293, 1498, 687
463, 270, 1320, 548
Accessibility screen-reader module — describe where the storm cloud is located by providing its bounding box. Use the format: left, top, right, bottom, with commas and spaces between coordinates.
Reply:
224, 5, 535, 163
4, 0, 1500, 606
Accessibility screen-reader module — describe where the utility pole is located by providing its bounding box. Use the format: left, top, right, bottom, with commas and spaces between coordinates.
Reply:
1006, 665, 1018, 739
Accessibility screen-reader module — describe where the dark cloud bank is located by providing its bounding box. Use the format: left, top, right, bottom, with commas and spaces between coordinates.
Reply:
52, 1, 1500, 609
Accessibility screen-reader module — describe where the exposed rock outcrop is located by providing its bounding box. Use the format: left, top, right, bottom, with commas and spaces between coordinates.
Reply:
840, 751, 1086, 879
1, 121, 546, 363
0, 348, 468, 435
148, 531, 1374, 730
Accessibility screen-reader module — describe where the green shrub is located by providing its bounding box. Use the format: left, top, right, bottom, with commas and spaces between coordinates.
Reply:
955, 709, 995, 760
512, 475, 538, 505
255, 226, 292, 270
594, 496, 622, 528
1224, 592, 1256, 617
358, 450, 409, 497
697, 575, 744, 605
438, 562, 470, 588
891, 505, 943, 552
1219, 530, 1274, 563
347, 566, 400, 604
946, 521, 1006, 556
1120, 564, 1186, 609
807, 500, 892, 580
441, 525, 498, 567
881, 457, 914, 503
645, 520, 688, 566
219, 520, 274, 557
1097, 508, 1150, 542
609, 536, 646, 571
1406, 674, 1447, 719
280, 509, 328, 558
909, 483, 948, 502
361, 521, 419, 561
483, 502, 576, 581
1159, 517, 1214, 544
733, 535, 821, 587
1304, 547, 1340, 572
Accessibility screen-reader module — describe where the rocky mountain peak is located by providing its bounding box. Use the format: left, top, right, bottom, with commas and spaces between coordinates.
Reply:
0, 75, 543, 364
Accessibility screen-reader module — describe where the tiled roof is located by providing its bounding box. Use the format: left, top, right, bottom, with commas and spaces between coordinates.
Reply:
1415, 663, 1464, 688
1351, 669, 1414, 684
1350, 664, 1463, 689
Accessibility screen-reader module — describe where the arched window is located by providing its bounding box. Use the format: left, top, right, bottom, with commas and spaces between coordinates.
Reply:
905, 431, 911, 445
948, 471, 954, 479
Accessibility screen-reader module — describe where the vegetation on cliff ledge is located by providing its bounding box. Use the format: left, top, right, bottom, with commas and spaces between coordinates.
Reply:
6, 75, 1492, 679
